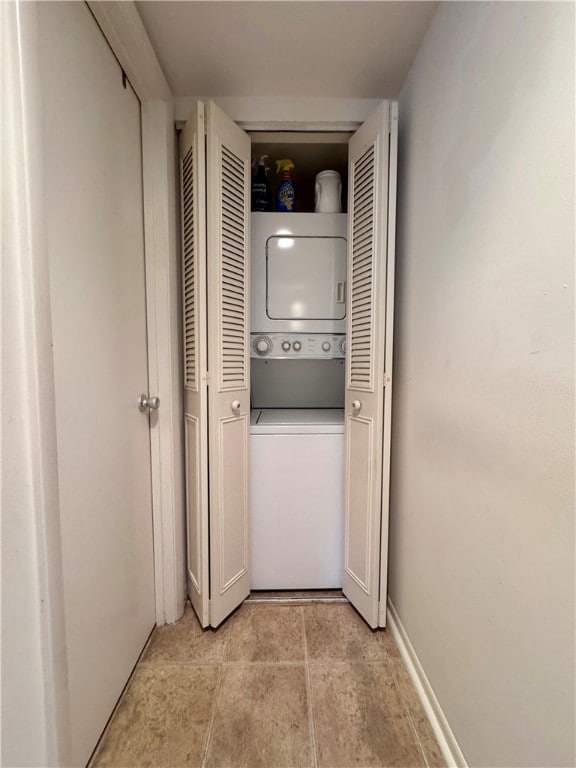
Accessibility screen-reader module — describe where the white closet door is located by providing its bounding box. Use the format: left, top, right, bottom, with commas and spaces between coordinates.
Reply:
181, 101, 250, 629
206, 101, 251, 627
343, 102, 394, 628
181, 103, 210, 627
38, 3, 155, 763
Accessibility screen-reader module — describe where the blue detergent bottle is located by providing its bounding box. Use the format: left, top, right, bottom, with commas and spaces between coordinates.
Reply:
275, 159, 295, 212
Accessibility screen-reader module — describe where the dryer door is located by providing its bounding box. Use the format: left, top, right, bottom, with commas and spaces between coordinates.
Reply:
267, 235, 347, 320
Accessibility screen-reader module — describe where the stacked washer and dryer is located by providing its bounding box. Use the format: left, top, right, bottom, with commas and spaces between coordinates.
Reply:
250, 213, 348, 589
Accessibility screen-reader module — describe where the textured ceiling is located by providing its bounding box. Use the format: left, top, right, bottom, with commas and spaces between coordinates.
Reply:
136, 1, 438, 98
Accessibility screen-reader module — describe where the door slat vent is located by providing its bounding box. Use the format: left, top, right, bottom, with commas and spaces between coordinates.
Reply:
182, 145, 197, 391
349, 143, 375, 391
219, 145, 247, 391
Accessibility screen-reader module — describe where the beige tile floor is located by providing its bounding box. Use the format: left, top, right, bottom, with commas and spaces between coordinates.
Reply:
90, 601, 445, 768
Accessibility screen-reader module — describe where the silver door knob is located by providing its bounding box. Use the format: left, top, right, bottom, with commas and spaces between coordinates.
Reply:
231, 400, 241, 414
139, 394, 160, 412
351, 400, 362, 413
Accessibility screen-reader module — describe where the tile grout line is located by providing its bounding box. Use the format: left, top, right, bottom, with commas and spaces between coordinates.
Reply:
142, 658, 398, 667
200, 626, 233, 768
301, 606, 319, 768
200, 662, 224, 768
140, 658, 400, 669
389, 659, 430, 768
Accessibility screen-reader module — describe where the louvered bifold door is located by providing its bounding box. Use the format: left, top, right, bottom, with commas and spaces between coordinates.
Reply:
343, 102, 393, 628
206, 101, 251, 628
180, 102, 210, 627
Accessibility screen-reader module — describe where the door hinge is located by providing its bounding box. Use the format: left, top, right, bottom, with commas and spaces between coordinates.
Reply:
204, 371, 212, 386
383, 373, 392, 387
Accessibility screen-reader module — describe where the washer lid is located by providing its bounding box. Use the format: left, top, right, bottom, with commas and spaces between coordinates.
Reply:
250, 408, 345, 434
256, 408, 344, 426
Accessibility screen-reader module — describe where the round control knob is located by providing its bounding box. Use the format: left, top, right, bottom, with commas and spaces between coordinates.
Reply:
281, 341, 291, 352
321, 341, 331, 352
339, 337, 346, 355
254, 336, 272, 356
293, 341, 302, 352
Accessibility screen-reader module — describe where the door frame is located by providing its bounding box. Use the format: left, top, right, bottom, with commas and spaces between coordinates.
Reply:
87, 1, 185, 628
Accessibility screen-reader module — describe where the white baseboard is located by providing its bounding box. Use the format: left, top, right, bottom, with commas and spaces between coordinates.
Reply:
387, 599, 468, 768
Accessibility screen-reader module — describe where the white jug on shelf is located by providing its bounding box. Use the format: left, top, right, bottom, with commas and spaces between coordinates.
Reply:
314, 170, 342, 213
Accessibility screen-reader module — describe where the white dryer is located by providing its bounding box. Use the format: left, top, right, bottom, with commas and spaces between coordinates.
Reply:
251, 212, 347, 335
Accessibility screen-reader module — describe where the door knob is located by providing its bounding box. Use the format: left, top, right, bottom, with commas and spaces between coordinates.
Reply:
351, 400, 362, 413
231, 400, 241, 414
138, 394, 160, 412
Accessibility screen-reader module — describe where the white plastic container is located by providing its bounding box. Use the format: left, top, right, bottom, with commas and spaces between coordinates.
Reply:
315, 170, 342, 213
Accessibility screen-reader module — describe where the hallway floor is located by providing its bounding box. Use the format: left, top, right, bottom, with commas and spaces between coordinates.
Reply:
91, 601, 444, 768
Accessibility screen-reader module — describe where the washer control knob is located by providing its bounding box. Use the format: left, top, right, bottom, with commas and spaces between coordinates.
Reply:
321, 341, 331, 352
281, 341, 291, 352
254, 336, 272, 356
293, 341, 302, 352
339, 337, 346, 355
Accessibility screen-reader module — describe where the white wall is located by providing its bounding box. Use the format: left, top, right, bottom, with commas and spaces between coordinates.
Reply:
174, 96, 381, 126
1, 3, 71, 765
390, 3, 575, 767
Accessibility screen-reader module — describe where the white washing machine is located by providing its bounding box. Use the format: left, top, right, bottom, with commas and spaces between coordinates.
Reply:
250, 213, 347, 590
250, 408, 345, 589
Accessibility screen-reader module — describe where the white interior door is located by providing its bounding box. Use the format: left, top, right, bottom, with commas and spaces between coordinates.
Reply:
182, 101, 251, 629
181, 103, 210, 628
206, 101, 251, 628
343, 102, 394, 629
38, 3, 156, 764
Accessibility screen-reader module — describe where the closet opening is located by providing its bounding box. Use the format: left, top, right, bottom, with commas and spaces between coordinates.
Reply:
248, 130, 352, 591
181, 100, 395, 629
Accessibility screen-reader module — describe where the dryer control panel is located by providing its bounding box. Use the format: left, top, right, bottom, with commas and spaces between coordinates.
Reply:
251, 333, 346, 359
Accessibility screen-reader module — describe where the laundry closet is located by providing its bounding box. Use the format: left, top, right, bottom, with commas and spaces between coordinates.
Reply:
180, 99, 397, 630
249, 129, 351, 594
